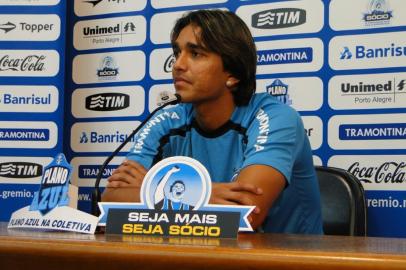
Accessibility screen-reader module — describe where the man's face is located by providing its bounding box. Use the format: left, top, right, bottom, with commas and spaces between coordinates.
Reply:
171, 182, 185, 202
171, 24, 232, 104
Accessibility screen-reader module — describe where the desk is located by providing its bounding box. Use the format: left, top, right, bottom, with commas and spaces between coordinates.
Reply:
1, 223, 406, 270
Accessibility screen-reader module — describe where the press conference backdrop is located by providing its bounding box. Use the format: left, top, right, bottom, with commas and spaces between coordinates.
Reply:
0, 0, 405, 237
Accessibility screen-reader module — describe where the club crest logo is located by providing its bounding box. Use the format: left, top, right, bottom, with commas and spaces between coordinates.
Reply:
141, 157, 211, 211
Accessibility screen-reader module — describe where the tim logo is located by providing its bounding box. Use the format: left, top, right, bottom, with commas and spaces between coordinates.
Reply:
0, 22, 16, 33
0, 162, 42, 178
164, 54, 175, 73
97, 56, 118, 80
266, 79, 292, 105
0, 55, 46, 72
340, 47, 353, 59
85, 93, 129, 111
363, 0, 393, 26
252, 8, 306, 29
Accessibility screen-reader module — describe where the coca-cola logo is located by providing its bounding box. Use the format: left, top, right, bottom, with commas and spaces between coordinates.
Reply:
164, 54, 175, 73
348, 162, 406, 184
0, 55, 46, 72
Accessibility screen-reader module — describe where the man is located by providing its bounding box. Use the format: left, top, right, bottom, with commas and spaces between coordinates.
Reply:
103, 10, 323, 234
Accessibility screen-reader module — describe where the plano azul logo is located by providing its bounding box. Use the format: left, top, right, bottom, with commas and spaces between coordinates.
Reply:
266, 79, 292, 105
29, 153, 72, 215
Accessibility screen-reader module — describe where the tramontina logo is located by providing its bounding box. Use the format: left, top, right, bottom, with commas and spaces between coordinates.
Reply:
164, 53, 175, 73
0, 22, 16, 33
97, 56, 118, 80
85, 93, 129, 111
0, 162, 42, 178
257, 47, 312, 65
363, 0, 393, 26
266, 79, 292, 105
252, 8, 306, 29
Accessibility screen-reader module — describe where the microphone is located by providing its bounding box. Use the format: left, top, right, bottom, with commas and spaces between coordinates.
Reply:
91, 93, 182, 217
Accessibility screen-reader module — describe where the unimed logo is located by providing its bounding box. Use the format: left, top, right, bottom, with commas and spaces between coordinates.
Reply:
339, 123, 406, 140
257, 47, 312, 65
252, 8, 306, 29
0, 128, 49, 141
85, 92, 129, 111
0, 162, 42, 178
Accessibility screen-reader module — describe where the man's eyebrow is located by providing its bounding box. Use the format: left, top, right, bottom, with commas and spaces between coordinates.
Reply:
171, 41, 208, 52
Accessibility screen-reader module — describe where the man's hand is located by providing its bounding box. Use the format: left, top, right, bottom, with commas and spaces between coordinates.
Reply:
209, 182, 263, 223
101, 160, 147, 202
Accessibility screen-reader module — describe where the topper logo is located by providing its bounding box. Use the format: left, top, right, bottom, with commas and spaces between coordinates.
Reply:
0, 162, 42, 178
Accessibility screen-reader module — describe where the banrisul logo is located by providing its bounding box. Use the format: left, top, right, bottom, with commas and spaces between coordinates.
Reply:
257, 47, 312, 65
85, 92, 129, 111
0, 128, 49, 141
266, 79, 292, 105
339, 123, 406, 140
79, 130, 135, 144
363, 0, 393, 26
29, 154, 72, 215
0, 162, 42, 178
252, 8, 306, 29
97, 56, 118, 80
340, 43, 406, 60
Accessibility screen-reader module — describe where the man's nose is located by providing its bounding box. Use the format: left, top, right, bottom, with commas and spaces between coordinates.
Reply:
173, 53, 186, 71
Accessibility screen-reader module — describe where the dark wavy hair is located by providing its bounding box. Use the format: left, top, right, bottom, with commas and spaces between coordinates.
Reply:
171, 9, 257, 106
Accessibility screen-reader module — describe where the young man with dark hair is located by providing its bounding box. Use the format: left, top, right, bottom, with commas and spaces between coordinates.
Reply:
103, 10, 323, 234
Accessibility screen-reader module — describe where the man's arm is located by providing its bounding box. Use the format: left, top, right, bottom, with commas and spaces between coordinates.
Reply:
101, 160, 147, 202
210, 164, 285, 230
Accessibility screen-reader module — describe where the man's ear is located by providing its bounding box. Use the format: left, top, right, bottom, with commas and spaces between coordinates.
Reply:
225, 77, 240, 89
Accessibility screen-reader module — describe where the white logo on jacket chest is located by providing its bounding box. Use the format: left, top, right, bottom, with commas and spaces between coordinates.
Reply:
254, 109, 269, 152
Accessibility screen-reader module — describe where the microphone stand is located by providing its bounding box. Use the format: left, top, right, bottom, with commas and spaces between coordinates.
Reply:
91, 94, 181, 217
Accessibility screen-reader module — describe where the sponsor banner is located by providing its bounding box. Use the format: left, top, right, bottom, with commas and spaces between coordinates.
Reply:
0, 85, 58, 113
70, 121, 140, 153
302, 116, 323, 150
328, 155, 406, 191
74, 0, 147, 17
0, 121, 58, 149
151, 0, 227, 9
0, 50, 59, 77
0, 156, 52, 184
313, 155, 322, 166
148, 84, 176, 112
329, 31, 406, 70
328, 114, 406, 150
72, 50, 146, 84
149, 48, 174, 80
150, 11, 188, 45
330, 0, 406, 31
236, 0, 324, 37
0, 0, 60, 5
0, 14, 60, 41
328, 72, 406, 110
71, 85, 145, 118
73, 15, 147, 51
256, 38, 323, 74
256, 77, 323, 111
70, 156, 124, 187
